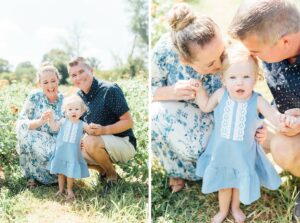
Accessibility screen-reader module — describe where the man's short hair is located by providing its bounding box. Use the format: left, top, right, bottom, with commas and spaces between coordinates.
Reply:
68, 57, 91, 71
229, 0, 300, 44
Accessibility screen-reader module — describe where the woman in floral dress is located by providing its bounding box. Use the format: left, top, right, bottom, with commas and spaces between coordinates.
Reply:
151, 3, 222, 192
16, 63, 63, 187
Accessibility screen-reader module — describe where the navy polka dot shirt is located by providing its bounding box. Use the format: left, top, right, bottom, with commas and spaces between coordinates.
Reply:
263, 54, 300, 113
78, 78, 136, 149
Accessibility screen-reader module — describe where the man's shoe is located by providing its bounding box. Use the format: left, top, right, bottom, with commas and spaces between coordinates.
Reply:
293, 195, 300, 222
100, 180, 116, 197
98, 173, 106, 183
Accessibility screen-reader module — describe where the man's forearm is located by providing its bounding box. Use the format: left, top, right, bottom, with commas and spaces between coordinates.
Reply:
94, 119, 133, 135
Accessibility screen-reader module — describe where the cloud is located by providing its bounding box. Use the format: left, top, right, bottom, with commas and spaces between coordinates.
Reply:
0, 20, 23, 49
35, 27, 68, 45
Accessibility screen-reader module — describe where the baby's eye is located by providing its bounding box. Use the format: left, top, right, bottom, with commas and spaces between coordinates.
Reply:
229, 76, 236, 79
244, 75, 250, 78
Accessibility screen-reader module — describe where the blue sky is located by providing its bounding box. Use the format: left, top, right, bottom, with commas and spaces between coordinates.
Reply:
0, 0, 134, 70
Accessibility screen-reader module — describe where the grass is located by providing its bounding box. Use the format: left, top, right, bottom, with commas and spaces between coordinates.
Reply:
0, 76, 148, 223
1, 170, 146, 223
152, 160, 300, 223
151, 0, 300, 221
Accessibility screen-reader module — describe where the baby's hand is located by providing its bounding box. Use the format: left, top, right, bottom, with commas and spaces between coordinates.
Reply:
284, 114, 299, 129
88, 123, 105, 135
40, 109, 52, 123
84, 125, 94, 135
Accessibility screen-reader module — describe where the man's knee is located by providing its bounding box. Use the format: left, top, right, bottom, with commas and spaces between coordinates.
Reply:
271, 134, 300, 175
83, 135, 105, 155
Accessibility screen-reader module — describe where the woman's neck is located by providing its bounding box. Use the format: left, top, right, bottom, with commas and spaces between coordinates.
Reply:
48, 95, 58, 103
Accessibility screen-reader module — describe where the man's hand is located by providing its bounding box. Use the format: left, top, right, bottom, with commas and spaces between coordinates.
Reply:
279, 108, 300, 136
89, 122, 105, 135
255, 125, 267, 145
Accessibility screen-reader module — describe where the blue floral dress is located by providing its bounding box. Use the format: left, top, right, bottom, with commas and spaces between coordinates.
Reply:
16, 90, 63, 184
151, 33, 222, 180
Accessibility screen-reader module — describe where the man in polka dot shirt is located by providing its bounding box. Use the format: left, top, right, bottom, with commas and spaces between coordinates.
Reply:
68, 57, 136, 193
229, 0, 300, 219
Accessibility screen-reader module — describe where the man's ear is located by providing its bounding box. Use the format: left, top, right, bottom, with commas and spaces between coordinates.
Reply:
279, 34, 292, 48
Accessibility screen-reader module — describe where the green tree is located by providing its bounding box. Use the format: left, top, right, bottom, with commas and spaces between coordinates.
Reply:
60, 24, 86, 58
0, 58, 11, 73
125, 0, 148, 77
42, 49, 70, 85
127, 0, 148, 48
15, 62, 36, 82
86, 57, 101, 70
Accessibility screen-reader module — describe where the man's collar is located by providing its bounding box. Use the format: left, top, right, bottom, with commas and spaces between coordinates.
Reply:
80, 78, 98, 99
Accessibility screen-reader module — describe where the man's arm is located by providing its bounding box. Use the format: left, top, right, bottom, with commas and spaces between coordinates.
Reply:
89, 111, 134, 136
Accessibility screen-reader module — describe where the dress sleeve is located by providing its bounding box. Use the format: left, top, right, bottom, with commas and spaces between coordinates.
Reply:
151, 34, 170, 97
15, 92, 37, 140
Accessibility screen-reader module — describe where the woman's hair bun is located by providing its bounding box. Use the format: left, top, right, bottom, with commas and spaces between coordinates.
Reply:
168, 3, 196, 32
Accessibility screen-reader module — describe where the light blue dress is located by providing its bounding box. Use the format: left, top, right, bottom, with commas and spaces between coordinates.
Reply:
196, 90, 281, 205
151, 33, 222, 180
16, 90, 63, 184
49, 119, 89, 179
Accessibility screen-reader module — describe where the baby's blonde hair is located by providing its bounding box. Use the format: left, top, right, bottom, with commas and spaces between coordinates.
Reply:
36, 62, 61, 83
62, 95, 87, 114
221, 40, 262, 81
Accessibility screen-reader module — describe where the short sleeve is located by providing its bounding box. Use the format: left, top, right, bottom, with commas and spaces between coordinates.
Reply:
15, 92, 38, 140
106, 84, 130, 118
151, 34, 172, 97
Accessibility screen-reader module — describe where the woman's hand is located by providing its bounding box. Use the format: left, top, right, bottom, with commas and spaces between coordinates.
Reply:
173, 79, 198, 100
40, 110, 52, 125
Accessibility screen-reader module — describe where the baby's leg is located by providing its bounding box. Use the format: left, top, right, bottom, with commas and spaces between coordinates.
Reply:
56, 174, 66, 196
66, 177, 75, 200
212, 188, 232, 223
231, 188, 246, 223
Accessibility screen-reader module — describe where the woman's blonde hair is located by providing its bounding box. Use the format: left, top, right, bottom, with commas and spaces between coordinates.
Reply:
168, 3, 218, 61
221, 40, 262, 80
62, 95, 87, 114
36, 62, 61, 83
